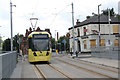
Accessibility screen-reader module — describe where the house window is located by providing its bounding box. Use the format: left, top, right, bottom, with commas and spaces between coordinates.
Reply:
77, 28, 80, 37
83, 27, 87, 36
100, 39, 105, 46
90, 40, 96, 48
113, 25, 119, 34
84, 40, 87, 49
114, 39, 119, 47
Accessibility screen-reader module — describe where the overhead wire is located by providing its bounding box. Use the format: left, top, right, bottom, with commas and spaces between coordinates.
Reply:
49, 4, 71, 28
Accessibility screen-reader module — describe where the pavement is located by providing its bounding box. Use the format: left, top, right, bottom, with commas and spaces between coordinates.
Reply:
67, 53, 119, 69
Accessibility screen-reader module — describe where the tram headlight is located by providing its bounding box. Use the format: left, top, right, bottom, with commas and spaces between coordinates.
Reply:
46, 52, 49, 56
33, 52, 37, 56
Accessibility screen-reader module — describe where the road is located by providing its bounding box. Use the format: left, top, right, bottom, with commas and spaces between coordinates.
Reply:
10, 53, 119, 79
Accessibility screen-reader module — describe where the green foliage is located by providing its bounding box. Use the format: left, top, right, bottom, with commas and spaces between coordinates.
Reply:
0, 36, 2, 45
56, 35, 69, 51
86, 8, 116, 20
51, 38, 55, 49
2, 38, 11, 51
102, 8, 115, 16
86, 16, 91, 19
0, 36, 3, 50
116, 14, 120, 18
13, 33, 19, 52
2, 33, 20, 51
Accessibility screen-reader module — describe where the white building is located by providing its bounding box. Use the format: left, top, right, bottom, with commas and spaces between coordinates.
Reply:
118, 1, 120, 15
68, 14, 120, 53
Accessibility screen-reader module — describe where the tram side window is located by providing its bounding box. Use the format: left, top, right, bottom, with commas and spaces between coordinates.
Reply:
28, 38, 32, 49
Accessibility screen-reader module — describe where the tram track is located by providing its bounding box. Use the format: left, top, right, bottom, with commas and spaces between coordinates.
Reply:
48, 64, 73, 80
63, 56, 119, 74
34, 64, 47, 80
54, 57, 118, 79
33, 63, 73, 80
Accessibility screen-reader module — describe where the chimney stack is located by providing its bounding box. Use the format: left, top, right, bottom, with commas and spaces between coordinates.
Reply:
76, 19, 80, 25
45, 28, 51, 35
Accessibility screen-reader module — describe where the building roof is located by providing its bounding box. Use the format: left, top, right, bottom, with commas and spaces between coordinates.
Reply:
68, 14, 120, 30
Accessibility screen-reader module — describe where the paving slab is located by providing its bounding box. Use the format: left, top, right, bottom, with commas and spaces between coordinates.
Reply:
67, 54, 119, 69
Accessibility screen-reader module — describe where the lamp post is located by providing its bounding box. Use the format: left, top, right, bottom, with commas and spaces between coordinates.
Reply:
72, 2, 75, 57
108, 9, 111, 45
98, 4, 101, 47
10, 0, 16, 51
55, 30, 57, 53
108, 9, 111, 55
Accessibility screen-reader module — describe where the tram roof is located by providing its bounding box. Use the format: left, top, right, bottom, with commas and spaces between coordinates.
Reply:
28, 31, 51, 38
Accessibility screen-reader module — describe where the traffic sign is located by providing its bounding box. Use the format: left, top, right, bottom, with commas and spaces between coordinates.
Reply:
62, 39, 66, 43
75, 38, 79, 40
66, 33, 70, 38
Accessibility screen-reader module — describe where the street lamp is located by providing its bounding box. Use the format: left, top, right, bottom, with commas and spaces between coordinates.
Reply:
10, 0, 16, 51
72, 3, 75, 57
98, 4, 101, 47
55, 30, 57, 53
108, 9, 111, 45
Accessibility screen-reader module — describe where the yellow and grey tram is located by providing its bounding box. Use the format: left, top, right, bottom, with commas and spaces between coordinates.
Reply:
28, 31, 52, 62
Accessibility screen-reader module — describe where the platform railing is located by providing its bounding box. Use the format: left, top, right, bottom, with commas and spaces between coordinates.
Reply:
0, 51, 17, 79
91, 46, 119, 60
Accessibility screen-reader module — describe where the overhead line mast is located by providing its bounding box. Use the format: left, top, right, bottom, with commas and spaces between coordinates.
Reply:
72, 2, 75, 57
10, 0, 16, 51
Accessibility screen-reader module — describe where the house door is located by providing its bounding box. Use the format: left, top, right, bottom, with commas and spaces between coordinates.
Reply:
78, 40, 81, 52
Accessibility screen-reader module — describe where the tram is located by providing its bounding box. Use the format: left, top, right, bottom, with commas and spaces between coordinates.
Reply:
28, 31, 52, 62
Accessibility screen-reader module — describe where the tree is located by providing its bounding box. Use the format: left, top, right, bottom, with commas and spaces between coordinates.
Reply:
57, 35, 68, 51
102, 8, 115, 16
116, 14, 120, 18
2, 38, 11, 51
51, 38, 55, 49
13, 33, 19, 52
2, 33, 21, 51
86, 8, 116, 20
86, 16, 91, 19
0, 36, 2, 50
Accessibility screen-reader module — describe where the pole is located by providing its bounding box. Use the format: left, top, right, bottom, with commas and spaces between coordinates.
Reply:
72, 3, 75, 56
10, 0, 13, 51
108, 9, 111, 45
55, 30, 57, 53
108, 9, 111, 55
98, 4, 101, 47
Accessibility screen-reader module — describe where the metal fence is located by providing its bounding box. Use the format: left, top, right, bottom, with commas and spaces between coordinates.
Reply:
91, 46, 120, 60
0, 51, 17, 79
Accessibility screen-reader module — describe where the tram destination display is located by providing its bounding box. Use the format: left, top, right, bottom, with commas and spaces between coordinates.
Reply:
33, 34, 48, 39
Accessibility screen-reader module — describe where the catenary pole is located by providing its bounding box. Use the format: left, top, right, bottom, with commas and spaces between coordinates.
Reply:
72, 3, 75, 56
10, 0, 16, 51
98, 4, 101, 47
108, 9, 111, 45
10, 0, 13, 51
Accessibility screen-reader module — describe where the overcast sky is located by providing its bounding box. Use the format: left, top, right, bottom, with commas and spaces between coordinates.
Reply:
0, 0, 119, 40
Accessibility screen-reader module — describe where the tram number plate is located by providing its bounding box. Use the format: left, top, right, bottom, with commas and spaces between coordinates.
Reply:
39, 54, 43, 56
